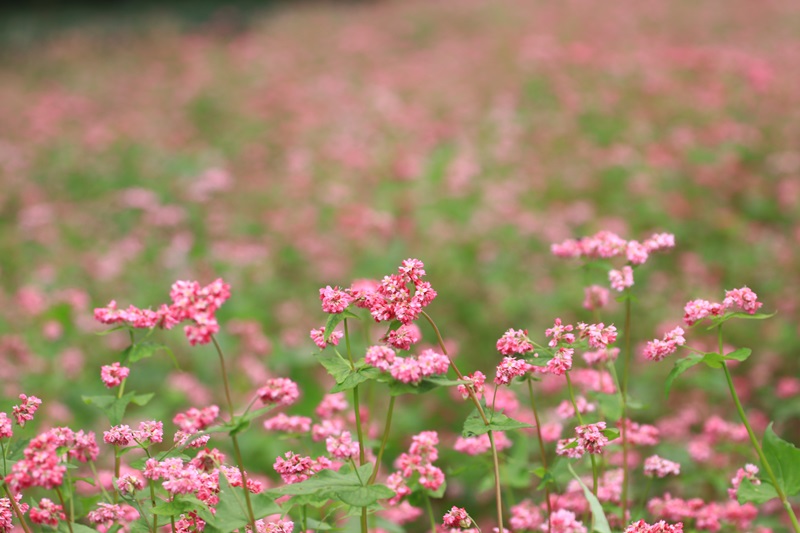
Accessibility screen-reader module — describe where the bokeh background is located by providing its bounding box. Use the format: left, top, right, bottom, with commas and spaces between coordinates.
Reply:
2, 0, 800, 528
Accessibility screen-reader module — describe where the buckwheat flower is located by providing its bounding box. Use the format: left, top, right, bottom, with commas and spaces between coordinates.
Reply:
609, 266, 634, 291
258, 378, 300, 406
620, 419, 660, 446
116, 474, 146, 495
260, 519, 295, 533
729, 464, 760, 499
643, 327, 686, 362
366, 345, 397, 370
556, 396, 595, 419
273, 452, 330, 484
173, 431, 211, 449
625, 520, 683, 533
643, 232, 676, 252
546, 347, 574, 376
542, 509, 587, 533
315, 393, 348, 418
496, 328, 535, 355
575, 422, 609, 454
87, 503, 137, 529
173, 405, 219, 433
583, 285, 610, 311
644, 455, 681, 478
100, 362, 130, 388
443, 506, 471, 529
410, 431, 440, 462
545, 318, 575, 347
583, 347, 619, 365
0, 413, 12, 439
683, 299, 724, 326
389, 357, 423, 384
384, 324, 421, 350
263, 413, 312, 434
134, 420, 164, 444
70, 430, 99, 462
399, 258, 427, 283
626, 240, 650, 265
220, 465, 263, 493
29, 499, 65, 527
418, 349, 450, 376
494, 356, 532, 385
326, 431, 359, 460
556, 438, 585, 459
319, 285, 353, 314
190, 447, 225, 473
310, 326, 343, 349
0, 494, 29, 531
103, 425, 134, 446
723, 287, 763, 314
12, 394, 42, 427
350, 279, 380, 308
510, 500, 543, 531
577, 322, 618, 349
454, 432, 512, 455
418, 464, 445, 491
312, 419, 344, 442
386, 471, 411, 505
457, 371, 486, 400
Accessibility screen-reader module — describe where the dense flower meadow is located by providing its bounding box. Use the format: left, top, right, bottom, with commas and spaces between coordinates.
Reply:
1, 0, 800, 531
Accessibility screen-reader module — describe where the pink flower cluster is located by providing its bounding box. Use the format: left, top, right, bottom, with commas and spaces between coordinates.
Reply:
544, 509, 588, 533
496, 329, 535, 355
319, 285, 352, 314
100, 362, 130, 388
87, 503, 139, 530
728, 464, 760, 499
583, 285, 610, 311
326, 430, 360, 460
494, 356, 533, 385
443, 506, 472, 529
388, 431, 445, 502
509, 500, 543, 531
384, 323, 422, 350
558, 422, 610, 458
257, 378, 300, 406
94, 278, 231, 345
364, 346, 449, 384
29, 498, 65, 527
263, 413, 312, 434
577, 322, 618, 349
5, 429, 70, 491
609, 266, 635, 291
353, 258, 437, 324
456, 371, 486, 400
0, 413, 11, 439
644, 327, 686, 362
648, 493, 758, 531
273, 452, 333, 484
0, 494, 29, 531
310, 326, 343, 349
644, 455, 682, 478
12, 394, 41, 427
454, 432, 512, 456
683, 287, 763, 326
625, 520, 684, 533
552, 231, 675, 260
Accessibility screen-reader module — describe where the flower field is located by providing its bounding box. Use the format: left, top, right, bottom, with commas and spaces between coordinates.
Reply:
1, 0, 800, 531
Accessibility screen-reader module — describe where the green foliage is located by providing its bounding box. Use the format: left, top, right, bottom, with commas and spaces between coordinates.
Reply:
462, 407, 534, 437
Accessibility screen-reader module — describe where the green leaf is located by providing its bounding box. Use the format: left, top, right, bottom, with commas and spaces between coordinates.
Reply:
331, 367, 382, 393
462, 409, 534, 437
322, 311, 358, 341
566, 463, 611, 533
601, 428, 620, 441
305, 518, 335, 530
763, 423, 800, 497
127, 341, 169, 363
336, 485, 395, 507
664, 353, 704, 398
151, 497, 206, 517
131, 393, 155, 406
737, 478, 779, 504
724, 347, 752, 362
204, 482, 281, 532
58, 523, 100, 533
705, 311, 777, 329
316, 352, 352, 383
94, 325, 129, 336
82, 393, 137, 425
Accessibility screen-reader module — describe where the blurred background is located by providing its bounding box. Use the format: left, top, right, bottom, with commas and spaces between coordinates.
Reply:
1, 0, 800, 527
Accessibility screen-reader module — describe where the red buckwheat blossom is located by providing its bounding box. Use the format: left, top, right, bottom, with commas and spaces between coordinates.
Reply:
257, 378, 300, 407
644, 455, 681, 478
644, 327, 686, 362
100, 362, 130, 388
496, 329, 535, 355
29, 498, 65, 527
12, 394, 41, 427
443, 506, 471, 529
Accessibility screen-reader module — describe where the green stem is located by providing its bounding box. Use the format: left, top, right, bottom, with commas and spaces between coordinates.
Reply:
0, 440, 7, 477
114, 446, 120, 503
4, 486, 33, 533
421, 310, 504, 532
55, 487, 74, 533
89, 461, 113, 502
717, 326, 800, 533
566, 371, 598, 530
527, 379, 553, 533
369, 396, 395, 485
344, 320, 368, 533
620, 293, 632, 524
65, 467, 75, 523
149, 479, 159, 532
424, 493, 437, 533
211, 334, 257, 532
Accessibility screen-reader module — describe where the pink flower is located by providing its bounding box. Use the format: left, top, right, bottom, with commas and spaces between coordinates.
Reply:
257, 378, 300, 406
729, 464, 760, 499
643, 233, 676, 252
575, 422, 610, 454
443, 506, 471, 529
625, 520, 683, 533
510, 500, 543, 531
543, 509, 587, 533
315, 393, 348, 418
173, 405, 219, 433
723, 287, 763, 314
100, 362, 130, 388
319, 285, 353, 314
643, 327, 686, 362
263, 413, 312, 434
457, 371, 486, 400
644, 455, 681, 478
609, 266, 634, 291
103, 425, 134, 447
556, 438, 585, 459
12, 394, 42, 427
134, 420, 164, 444
310, 327, 343, 349
116, 474, 146, 495
384, 324, 421, 350
583, 285, 610, 311
29, 499, 65, 527
577, 322, 618, 349
546, 347, 574, 376
496, 329, 535, 355
494, 356, 532, 385
545, 318, 575, 347
0, 413, 12, 439
273, 452, 331, 484
326, 431, 360, 460
454, 432, 512, 455
365, 345, 397, 370
683, 299, 724, 326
